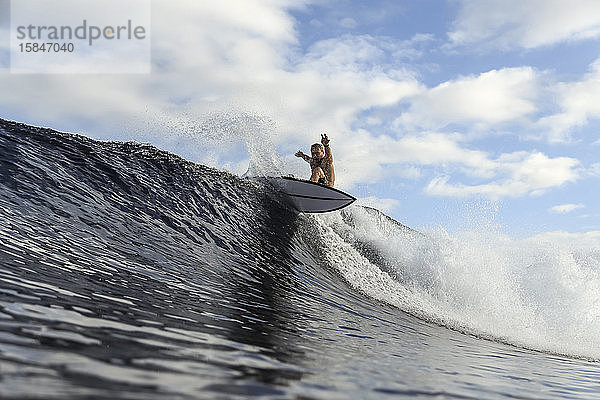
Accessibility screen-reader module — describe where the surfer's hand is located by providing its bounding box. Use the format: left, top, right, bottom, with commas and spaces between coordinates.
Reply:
321, 134, 330, 146
295, 151, 304, 157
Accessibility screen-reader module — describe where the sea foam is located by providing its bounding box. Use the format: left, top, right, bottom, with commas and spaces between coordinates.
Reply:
309, 205, 600, 360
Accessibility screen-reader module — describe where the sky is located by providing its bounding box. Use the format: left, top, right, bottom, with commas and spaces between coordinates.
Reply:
1, 0, 600, 238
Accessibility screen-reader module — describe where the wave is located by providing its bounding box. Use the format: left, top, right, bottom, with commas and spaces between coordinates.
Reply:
1, 117, 599, 368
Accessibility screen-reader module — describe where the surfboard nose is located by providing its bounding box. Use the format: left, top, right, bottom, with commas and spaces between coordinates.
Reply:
269, 177, 355, 213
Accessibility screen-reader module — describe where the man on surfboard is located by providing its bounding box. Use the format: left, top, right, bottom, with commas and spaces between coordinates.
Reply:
295, 134, 335, 187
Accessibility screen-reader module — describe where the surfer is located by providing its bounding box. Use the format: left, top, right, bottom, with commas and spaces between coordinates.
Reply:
295, 134, 335, 187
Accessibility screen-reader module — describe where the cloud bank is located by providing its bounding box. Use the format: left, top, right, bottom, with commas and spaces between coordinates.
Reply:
0, 0, 593, 203
449, 0, 600, 50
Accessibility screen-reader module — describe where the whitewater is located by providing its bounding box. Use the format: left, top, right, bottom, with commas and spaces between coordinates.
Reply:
1, 118, 599, 399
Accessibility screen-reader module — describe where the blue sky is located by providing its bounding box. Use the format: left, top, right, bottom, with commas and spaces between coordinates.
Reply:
1, 0, 600, 238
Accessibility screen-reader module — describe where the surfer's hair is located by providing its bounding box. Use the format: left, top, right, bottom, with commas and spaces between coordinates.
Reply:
311, 143, 323, 152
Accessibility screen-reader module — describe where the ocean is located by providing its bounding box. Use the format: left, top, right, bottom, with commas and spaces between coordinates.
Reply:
1, 118, 599, 399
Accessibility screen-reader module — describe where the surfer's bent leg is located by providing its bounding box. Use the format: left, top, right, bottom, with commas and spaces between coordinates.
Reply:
310, 167, 325, 182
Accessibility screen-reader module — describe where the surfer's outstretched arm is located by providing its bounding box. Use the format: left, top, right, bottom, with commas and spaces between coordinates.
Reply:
295, 151, 311, 163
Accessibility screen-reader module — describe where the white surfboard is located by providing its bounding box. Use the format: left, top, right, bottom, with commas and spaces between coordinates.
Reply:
270, 177, 356, 213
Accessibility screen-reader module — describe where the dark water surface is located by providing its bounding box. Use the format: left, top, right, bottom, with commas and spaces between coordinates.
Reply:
0, 119, 599, 399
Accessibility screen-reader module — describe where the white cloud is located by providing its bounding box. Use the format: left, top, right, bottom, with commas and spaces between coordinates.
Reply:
306, 1, 406, 33
328, 129, 580, 199
449, 0, 600, 50
549, 204, 585, 214
588, 163, 600, 177
388, 33, 435, 62
424, 151, 580, 199
298, 34, 387, 74
536, 59, 600, 143
396, 67, 539, 130
332, 130, 493, 189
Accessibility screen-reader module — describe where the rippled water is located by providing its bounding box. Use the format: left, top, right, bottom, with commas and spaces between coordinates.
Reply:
1, 119, 599, 399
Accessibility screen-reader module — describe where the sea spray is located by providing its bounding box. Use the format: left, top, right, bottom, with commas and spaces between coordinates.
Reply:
312, 205, 600, 360
135, 108, 284, 176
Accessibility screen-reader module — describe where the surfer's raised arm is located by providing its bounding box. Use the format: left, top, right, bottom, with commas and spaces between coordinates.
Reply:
320, 134, 335, 186
321, 134, 333, 162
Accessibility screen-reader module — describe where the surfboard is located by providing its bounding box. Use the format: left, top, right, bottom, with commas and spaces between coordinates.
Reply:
269, 176, 356, 213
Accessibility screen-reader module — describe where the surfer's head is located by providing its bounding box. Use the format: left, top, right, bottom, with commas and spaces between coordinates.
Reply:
311, 143, 324, 159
